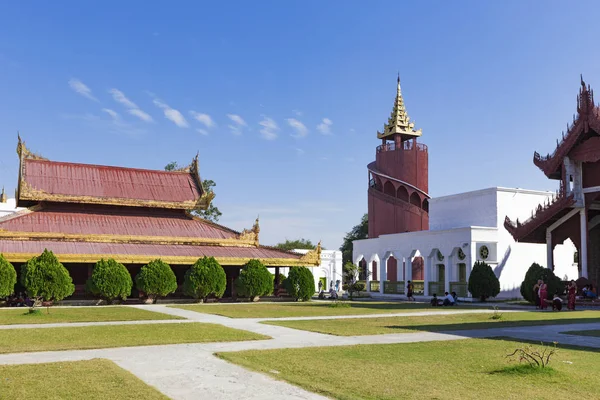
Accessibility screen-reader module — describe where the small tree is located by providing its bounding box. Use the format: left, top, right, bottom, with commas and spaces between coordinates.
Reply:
87, 258, 132, 304
0, 254, 17, 298
468, 260, 500, 301
21, 249, 75, 308
343, 262, 359, 284
285, 267, 315, 301
520, 263, 563, 303
183, 257, 226, 302
136, 259, 178, 303
234, 259, 273, 301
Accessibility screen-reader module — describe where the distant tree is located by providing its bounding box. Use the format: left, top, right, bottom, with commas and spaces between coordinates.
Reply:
468, 261, 500, 301
136, 259, 178, 303
0, 255, 17, 298
87, 258, 133, 304
234, 259, 273, 301
275, 239, 317, 251
520, 263, 563, 303
21, 249, 75, 307
339, 214, 368, 266
285, 267, 315, 301
165, 161, 222, 222
183, 257, 227, 302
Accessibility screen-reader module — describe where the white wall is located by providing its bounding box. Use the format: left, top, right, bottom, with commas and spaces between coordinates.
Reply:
430, 188, 498, 230
0, 199, 20, 218
287, 249, 343, 291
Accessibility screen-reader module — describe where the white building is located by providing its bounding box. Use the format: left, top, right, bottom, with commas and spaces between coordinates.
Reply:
0, 194, 20, 218
353, 187, 577, 299
282, 249, 343, 291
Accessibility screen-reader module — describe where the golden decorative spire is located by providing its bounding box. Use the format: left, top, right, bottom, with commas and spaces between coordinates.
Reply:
0, 187, 6, 203
377, 75, 422, 140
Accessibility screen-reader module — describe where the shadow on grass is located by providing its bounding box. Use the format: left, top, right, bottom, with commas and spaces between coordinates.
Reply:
485, 335, 600, 355
335, 302, 497, 312
488, 364, 558, 376
383, 316, 600, 334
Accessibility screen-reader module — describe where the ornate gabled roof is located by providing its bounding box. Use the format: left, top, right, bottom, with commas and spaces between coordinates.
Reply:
377, 75, 422, 140
533, 76, 600, 178
16, 136, 214, 210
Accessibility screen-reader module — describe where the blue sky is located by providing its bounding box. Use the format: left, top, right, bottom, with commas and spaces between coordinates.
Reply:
1, 1, 600, 249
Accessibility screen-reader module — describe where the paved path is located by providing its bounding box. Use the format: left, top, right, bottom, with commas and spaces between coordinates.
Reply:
0, 305, 599, 400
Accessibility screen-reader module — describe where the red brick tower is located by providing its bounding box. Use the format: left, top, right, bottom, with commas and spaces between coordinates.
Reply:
368, 76, 430, 239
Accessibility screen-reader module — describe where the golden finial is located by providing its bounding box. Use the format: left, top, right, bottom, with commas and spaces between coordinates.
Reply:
0, 187, 6, 203
377, 74, 422, 140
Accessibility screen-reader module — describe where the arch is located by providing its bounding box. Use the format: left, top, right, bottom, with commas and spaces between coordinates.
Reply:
397, 186, 409, 202
375, 177, 383, 191
410, 192, 421, 208
383, 181, 395, 196
422, 198, 429, 213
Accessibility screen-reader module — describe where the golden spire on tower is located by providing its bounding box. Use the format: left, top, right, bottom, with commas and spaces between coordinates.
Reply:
377, 74, 422, 140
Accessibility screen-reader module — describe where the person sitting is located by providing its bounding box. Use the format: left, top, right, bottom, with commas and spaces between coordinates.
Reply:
552, 293, 563, 311
451, 291, 458, 303
430, 294, 440, 306
442, 292, 455, 306
583, 285, 598, 300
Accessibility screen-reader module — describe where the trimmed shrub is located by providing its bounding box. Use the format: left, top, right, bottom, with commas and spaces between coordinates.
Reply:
272, 273, 287, 286
21, 249, 75, 304
0, 254, 17, 298
468, 261, 500, 301
87, 258, 132, 303
136, 259, 178, 303
285, 267, 315, 301
183, 257, 226, 302
234, 259, 273, 300
520, 263, 563, 303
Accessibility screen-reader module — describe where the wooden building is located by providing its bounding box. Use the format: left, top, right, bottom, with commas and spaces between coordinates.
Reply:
0, 136, 320, 297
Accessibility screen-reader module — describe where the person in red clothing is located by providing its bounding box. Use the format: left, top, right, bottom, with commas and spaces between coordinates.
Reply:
538, 280, 548, 310
567, 280, 577, 310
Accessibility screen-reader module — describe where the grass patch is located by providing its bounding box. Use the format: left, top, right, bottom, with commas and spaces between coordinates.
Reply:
170, 301, 488, 318
0, 306, 181, 325
489, 364, 558, 376
263, 310, 600, 335
218, 338, 598, 400
561, 329, 600, 337
0, 322, 268, 354
0, 358, 167, 399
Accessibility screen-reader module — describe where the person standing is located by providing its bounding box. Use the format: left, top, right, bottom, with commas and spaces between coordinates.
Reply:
406, 280, 415, 301
567, 280, 577, 310
539, 280, 548, 310
533, 279, 542, 309
318, 280, 323, 293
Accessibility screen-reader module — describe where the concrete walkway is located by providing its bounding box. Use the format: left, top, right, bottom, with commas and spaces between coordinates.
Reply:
0, 305, 598, 400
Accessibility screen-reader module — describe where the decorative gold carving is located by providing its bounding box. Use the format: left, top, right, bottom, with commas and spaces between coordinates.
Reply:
16, 133, 47, 160
377, 75, 422, 140
299, 240, 322, 265
0, 252, 312, 266
239, 217, 260, 246
0, 187, 6, 203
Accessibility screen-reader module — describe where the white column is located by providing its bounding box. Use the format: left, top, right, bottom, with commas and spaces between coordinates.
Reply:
424, 255, 431, 296
405, 257, 413, 285
444, 256, 452, 294
396, 255, 404, 281
353, 260, 360, 283
545, 230, 553, 270
467, 244, 476, 298
366, 260, 372, 292
580, 209, 589, 278
379, 256, 387, 295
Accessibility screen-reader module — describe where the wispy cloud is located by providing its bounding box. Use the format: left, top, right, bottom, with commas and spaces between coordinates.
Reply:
259, 117, 279, 140
227, 114, 247, 135
153, 98, 188, 128
68, 79, 98, 101
197, 129, 209, 136
102, 108, 119, 120
295, 148, 305, 156
60, 112, 146, 137
292, 109, 303, 117
108, 89, 153, 122
317, 118, 333, 135
190, 111, 215, 128
287, 118, 308, 139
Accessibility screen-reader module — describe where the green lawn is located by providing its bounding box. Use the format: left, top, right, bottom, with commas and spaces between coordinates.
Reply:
170, 301, 489, 318
561, 329, 600, 337
0, 322, 268, 354
0, 306, 181, 325
0, 358, 168, 399
218, 338, 600, 400
263, 310, 600, 335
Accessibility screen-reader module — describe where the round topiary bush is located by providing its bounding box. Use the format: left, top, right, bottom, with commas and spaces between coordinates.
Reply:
467, 260, 500, 301
87, 258, 132, 304
0, 254, 17, 298
234, 259, 273, 301
183, 257, 226, 302
21, 249, 75, 305
136, 259, 178, 303
285, 266, 315, 301
520, 263, 564, 303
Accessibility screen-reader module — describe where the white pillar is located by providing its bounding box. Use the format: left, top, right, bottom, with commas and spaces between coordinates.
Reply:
467, 243, 476, 298
405, 257, 413, 286
354, 260, 360, 283
444, 256, 452, 294
424, 255, 431, 296
396, 255, 404, 281
366, 260, 372, 292
580, 209, 588, 278
379, 256, 387, 295
546, 230, 553, 270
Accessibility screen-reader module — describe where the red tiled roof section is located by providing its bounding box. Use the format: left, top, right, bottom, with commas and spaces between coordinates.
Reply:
0, 240, 301, 260
0, 205, 238, 239
21, 158, 202, 207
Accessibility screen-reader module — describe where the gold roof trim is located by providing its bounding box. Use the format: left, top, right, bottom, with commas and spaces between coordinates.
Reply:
298, 240, 322, 265
0, 253, 317, 266
239, 217, 260, 246
377, 75, 422, 140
